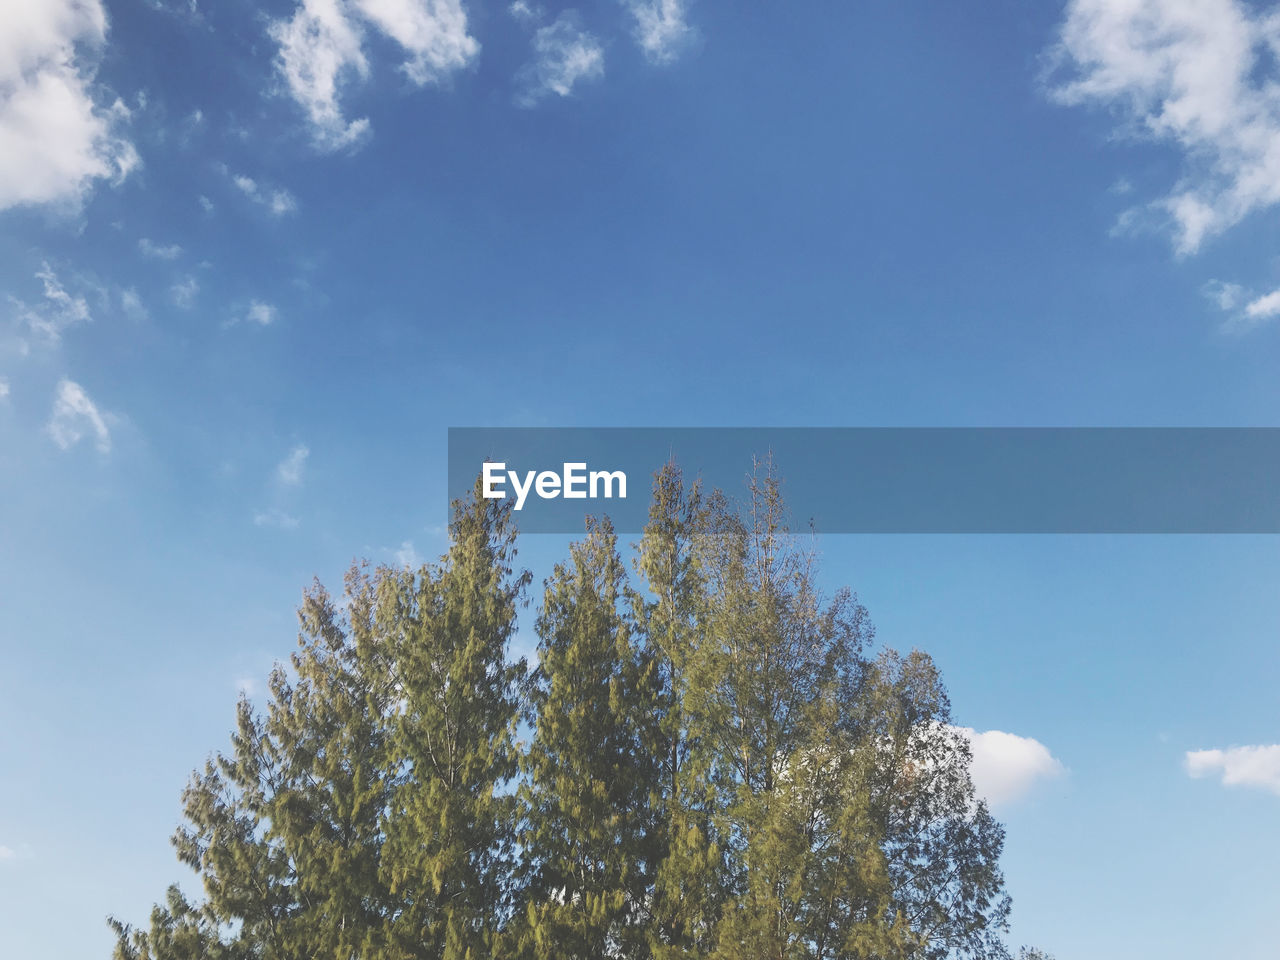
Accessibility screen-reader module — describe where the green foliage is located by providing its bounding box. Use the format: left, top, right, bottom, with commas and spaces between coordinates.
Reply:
517, 516, 655, 959
378, 490, 529, 959
113, 464, 1015, 960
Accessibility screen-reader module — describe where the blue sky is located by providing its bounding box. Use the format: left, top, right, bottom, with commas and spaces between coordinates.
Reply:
3, 0, 1280, 957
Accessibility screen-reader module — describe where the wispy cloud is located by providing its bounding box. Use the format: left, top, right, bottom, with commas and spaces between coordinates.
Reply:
393, 539, 422, 568
256, 444, 309, 529
0, 845, 15, 862
269, 0, 478, 151
232, 174, 298, 216
138, 237, 182, 260
0, 0, 138, 211
509, 0, 542, 23
1187, 744, 1280, 796
954, 726, 1065, 807
352, 0, 480, 85
269, 0, 371, 151
120, 287, 147, 322
170, 275, 199, 309
245, 300, 277, 326
517, 12, 604, 106
0, 378, 10, 400
1048, 0, 1280, 255
1203, 279, 1244, 312
622, 0, 694, 64
227, 300, 278, 328
47, 378, 112, 453
8, 263, 92, 350
253, 508, 300, 530
276, 443, 309, 486
1242, 290, 1280, 324
1203, 279, 1280, 333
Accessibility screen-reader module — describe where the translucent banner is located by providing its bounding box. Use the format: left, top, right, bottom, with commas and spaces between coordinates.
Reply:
447, 427, 1280, 533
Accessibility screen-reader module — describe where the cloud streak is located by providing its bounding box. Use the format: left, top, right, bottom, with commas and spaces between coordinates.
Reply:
138, 238, 182, 260
1203, 279, 1280, 333
8, 263, 92, 350
276, 444, 310, 485
232, 174, 298, 216
253, 508, 301, 529
48, 379, 112, 453
170, 275, 199, 309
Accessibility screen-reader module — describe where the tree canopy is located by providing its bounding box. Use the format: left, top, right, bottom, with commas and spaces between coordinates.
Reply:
112, 464, 1016, 960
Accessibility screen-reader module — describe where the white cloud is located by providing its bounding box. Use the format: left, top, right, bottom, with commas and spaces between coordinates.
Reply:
170, 275, 199, 309
245, 301, 277, 326
198, 194, 214, 213
120, 287, 147, 321
351, 0, 479, 85
509, 0, 542, 23
1203, 278, 1244, 312
1049, 0, 1280, 255
231, 174, 298, 216
0, 845, 14, 861
269, 0, 477, 151
0, 0, 137, 211
394, 539, 422, 567
270, 0, 373, 151
1203, 279, 1280, 332
138, 237, 182, 260
267, 0, 371, 150
48, 378, 111, 453
8, 263, 92, 350
1187, 744, 1280, 795
517, 12, 605, 106
254, 508, 301, 529
1243, 289, 1280, 322
622, 0, 694, 64
0, 378, 10, 399
953, 726, 1065, 807
178, 107, 205, 146
276, 443, 310, 485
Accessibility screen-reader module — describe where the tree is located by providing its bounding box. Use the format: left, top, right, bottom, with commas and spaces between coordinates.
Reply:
637, 458, 1012, 960
111, 490, 529, 960
632, 462, 728, 959
113, 466, 1017, 960
111, 568, 396, 960
518, 516, 655, 959
376, 490, 529, 960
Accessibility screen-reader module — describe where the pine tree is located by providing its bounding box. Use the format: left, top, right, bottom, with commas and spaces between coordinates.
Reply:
633, 462, 727, 959
112, 467, 1016, 960
696, 460, 892, 959
518, 516, 655, 960
110, 570, 396, 960
378, 489, 530, 960
856, 650, 1012, 960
